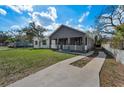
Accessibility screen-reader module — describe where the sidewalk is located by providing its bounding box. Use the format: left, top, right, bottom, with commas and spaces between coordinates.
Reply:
8, 51, 106, 87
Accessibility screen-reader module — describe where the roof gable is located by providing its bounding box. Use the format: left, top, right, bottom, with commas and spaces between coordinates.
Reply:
50, 25, 86, 39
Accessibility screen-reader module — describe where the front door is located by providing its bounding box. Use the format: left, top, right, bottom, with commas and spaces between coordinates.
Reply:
59, 38, 67, 50
60, 44, 63, 49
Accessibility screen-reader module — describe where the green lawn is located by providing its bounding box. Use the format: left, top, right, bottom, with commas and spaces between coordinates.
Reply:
0, 46, 10, 50
0, 48, 75, 86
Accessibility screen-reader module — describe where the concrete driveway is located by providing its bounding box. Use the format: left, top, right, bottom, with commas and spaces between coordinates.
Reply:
8, 52, 106, 87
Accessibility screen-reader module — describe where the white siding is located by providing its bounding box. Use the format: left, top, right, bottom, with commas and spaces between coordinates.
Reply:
103, 44, 124, 64
33, 37, 49, 48
33, 37, 40, 48
51, 40, 57, 49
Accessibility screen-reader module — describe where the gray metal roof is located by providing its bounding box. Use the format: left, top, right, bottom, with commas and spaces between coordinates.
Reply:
49, 24, 86, 38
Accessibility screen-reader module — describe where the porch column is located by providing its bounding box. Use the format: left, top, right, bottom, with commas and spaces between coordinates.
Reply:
82, 37, 84, 51
56, 38, 59, 49
55, 39, 57, 49
49, 39, 51, 48
68, 38, 70, 50
84, 36, 88, 52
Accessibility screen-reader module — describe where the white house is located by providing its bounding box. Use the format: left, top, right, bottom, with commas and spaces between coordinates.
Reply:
33, 25, 95, 52
33, 36, 49, 48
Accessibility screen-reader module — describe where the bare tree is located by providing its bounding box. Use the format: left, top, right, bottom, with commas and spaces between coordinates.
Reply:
96, 5, 124, 34
96, 5, 124, 49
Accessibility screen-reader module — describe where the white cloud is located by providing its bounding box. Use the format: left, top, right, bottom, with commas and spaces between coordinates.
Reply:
65, 21, 69, 25
20, 5, 33, 12
78, 6, 92, 23
0, 8, 7, 15
30, 7, 57, 26
10, 25, 21, 30
43, 31, 53, 36
8, 5, 21, 13
45, 23, 60, 31
77, 24, 83, 28
78, 11, 90, 23
27, 7, 58, 35
87, 5, 92, 10
6, 6, 58, 34
31, 12, 53, 26
43, 23, 60, 36
88, 27, 96, 32
7, 5, 33, 14
48, 7, 57, 21
7, 25, 22, 37
76, 24, 85, 31
65, 19, 72, 26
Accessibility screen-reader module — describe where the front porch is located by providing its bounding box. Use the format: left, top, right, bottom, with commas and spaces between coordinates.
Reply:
50, 37, 87, 52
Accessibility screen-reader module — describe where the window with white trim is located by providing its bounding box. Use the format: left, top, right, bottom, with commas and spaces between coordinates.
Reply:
35, 41, 38, 45
42, 40, 47, 45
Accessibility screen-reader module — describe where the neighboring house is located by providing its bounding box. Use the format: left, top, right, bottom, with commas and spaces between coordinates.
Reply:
33, 36, 49, 48
33, 25, 95, 52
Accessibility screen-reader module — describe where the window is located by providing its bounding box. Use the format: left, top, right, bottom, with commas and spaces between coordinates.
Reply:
35, 41, 38, 45
42, 40, 46, 45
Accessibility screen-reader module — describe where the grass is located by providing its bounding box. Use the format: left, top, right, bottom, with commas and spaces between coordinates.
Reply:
0, 48, 75, 86
100, 50, 124, 87
70, 51, 98, 68
0, 46, 10, 50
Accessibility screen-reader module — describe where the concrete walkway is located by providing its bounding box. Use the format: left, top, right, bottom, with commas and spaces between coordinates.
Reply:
8, 52, 106, 87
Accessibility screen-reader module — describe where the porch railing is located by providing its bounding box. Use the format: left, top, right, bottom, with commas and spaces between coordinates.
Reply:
51, 44, 84, 51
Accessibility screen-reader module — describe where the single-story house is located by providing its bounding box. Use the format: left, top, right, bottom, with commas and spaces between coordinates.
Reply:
33, 25, 94, 52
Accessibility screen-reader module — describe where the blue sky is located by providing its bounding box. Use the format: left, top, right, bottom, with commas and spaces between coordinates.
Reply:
0, 5, 107, 33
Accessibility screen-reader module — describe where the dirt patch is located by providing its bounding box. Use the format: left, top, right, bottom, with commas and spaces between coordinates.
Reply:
100, 50, 124, 87
70, 51, 98, 68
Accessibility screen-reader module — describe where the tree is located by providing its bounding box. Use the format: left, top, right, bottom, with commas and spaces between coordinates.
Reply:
115, 24, 124, 39
96, 5, 124, 33
7, 28, 25, 42
0, 31, 8, 44
5, 38, 16, 44
113, 24, 124, 49
96, 5, 124, 49
0, 31, 14, 45
22, 21, 47, 46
